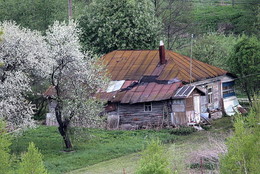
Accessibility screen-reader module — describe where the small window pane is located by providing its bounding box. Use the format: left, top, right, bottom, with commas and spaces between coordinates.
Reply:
144, 102, 152, 112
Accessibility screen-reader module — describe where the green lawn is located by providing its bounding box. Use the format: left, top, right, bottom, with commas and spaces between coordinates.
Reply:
67, 117, 234, 174
10, 117, 233, 174
10, 126, 179, 174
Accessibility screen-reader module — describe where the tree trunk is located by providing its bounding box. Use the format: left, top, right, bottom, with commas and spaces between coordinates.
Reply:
244, 81, 252, 106
58, 124, 72, 149
55, 102, 73, 149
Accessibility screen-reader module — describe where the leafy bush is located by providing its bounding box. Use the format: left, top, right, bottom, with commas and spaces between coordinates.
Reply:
169, 126, 196, 135
0, 120, 12, 174
135, 139, 172, 174
18, 142, 48, 174
190, 162, 215, 170
200, 124, 211, 131
220, 96, 260, 173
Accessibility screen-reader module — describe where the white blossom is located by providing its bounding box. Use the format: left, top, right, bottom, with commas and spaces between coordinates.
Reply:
0, 21, 52, 130
46, 20, 108, 128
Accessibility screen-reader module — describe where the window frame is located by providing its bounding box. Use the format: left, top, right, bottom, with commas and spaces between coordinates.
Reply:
222, 82, 235, 98
207, 86, 213, 104
144, 102, 152, 112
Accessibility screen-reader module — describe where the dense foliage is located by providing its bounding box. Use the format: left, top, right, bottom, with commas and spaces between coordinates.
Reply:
153, 0, 194, 50
135, 139, 172, 174
0, 0, 88, 32
0, 120, 12, 174
79, 0, 159, 55
46, 21, 108, 148
220, 97, 260, 174
189, 33, 240, 70
0, 21, 51, 130
18, 142, 48, 174
229, 36, 260, 103
0, 0, 67, 31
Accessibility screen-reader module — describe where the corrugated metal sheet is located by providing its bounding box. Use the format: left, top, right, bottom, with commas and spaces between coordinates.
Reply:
102, 50, 228, 82
173, 86, 196, 98
96, 80, 183, 104
96, 49, 230, 104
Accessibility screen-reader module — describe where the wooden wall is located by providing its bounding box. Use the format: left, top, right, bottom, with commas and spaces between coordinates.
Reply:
108, 101, 167, 127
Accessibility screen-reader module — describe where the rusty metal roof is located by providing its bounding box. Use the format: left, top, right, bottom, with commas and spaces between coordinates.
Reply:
102, 50, 228, 83
95, 80, 183, 104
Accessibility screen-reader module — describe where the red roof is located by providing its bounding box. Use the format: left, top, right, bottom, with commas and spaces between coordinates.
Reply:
95, 81, 182, 104
96, 49, 230, 104
102, 50, 228, 83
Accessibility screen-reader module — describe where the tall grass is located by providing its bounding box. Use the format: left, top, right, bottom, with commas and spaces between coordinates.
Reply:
10, 127, 179, 174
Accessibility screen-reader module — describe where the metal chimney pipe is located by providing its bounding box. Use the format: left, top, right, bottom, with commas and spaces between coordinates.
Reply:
159, 41, 166, 64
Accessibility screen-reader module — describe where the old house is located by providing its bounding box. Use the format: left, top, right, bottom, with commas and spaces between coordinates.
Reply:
96, 42, 239, 129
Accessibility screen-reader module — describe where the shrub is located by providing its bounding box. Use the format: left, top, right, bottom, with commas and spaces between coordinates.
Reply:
200, 124, 211, 131
135, 139, 172, 174
190, 162, 215, 170
0, 120, 12, 174
169, 126, 196, 135
18, 142, 48, 174
220, 96, 260, 174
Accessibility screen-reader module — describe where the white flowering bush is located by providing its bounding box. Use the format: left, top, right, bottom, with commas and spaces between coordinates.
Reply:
0, 21, 52, 130
46, 21, 108, 148
0, 21, 108, 148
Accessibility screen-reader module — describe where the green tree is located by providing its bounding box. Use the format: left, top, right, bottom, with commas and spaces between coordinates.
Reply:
0, 0, 89, 32
0, 120, 12, 174
79, 0, 159, 55
182, 33, 239, 70
220, 96, 260, 174
153, 0, 194, 50
135, 139, 172, 174
229, 36, 260, 104
18, 142, 48, 174
232, 0, 260, 35
0, 0, 66, 31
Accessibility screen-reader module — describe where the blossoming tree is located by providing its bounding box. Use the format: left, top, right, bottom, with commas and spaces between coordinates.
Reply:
45, 21, 108, 149
0, 21, 51, 130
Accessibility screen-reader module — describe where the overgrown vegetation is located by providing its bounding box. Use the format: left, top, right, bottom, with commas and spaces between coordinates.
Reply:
18, 142, 48, 174
135, 139, 172, 174
0, 120, 48, 174
79, 0, 159, 55
10, 127, 181, 174
0, 120, 12, 174
220, 96, 260, 173
169, 126, 196, 135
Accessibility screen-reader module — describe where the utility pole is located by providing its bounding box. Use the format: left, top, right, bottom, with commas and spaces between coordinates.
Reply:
68, 0, 72, 20
189, 34, 193, 84
232, 0, 235, 7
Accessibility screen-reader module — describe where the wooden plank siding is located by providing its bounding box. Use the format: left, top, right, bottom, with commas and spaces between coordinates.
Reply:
108, 101, 167, 127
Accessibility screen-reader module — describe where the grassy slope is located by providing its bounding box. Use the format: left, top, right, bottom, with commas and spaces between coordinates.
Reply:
10, 127, 179, 174
68, 117, 233, 174
10, 117, 233, 174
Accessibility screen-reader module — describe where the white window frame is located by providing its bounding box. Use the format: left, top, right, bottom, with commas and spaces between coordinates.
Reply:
144, 102, 152, 112
208, 86, 213, 104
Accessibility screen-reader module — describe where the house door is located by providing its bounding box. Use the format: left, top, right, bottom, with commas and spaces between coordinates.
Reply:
193, 95, 201, 123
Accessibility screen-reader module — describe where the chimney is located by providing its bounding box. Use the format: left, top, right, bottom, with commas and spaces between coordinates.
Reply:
159, 41, 166, 64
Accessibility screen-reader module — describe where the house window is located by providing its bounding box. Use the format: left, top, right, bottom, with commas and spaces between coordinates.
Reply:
144, 102, 152, 112
208, 86, 213, 104
222, 81, 235, 98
